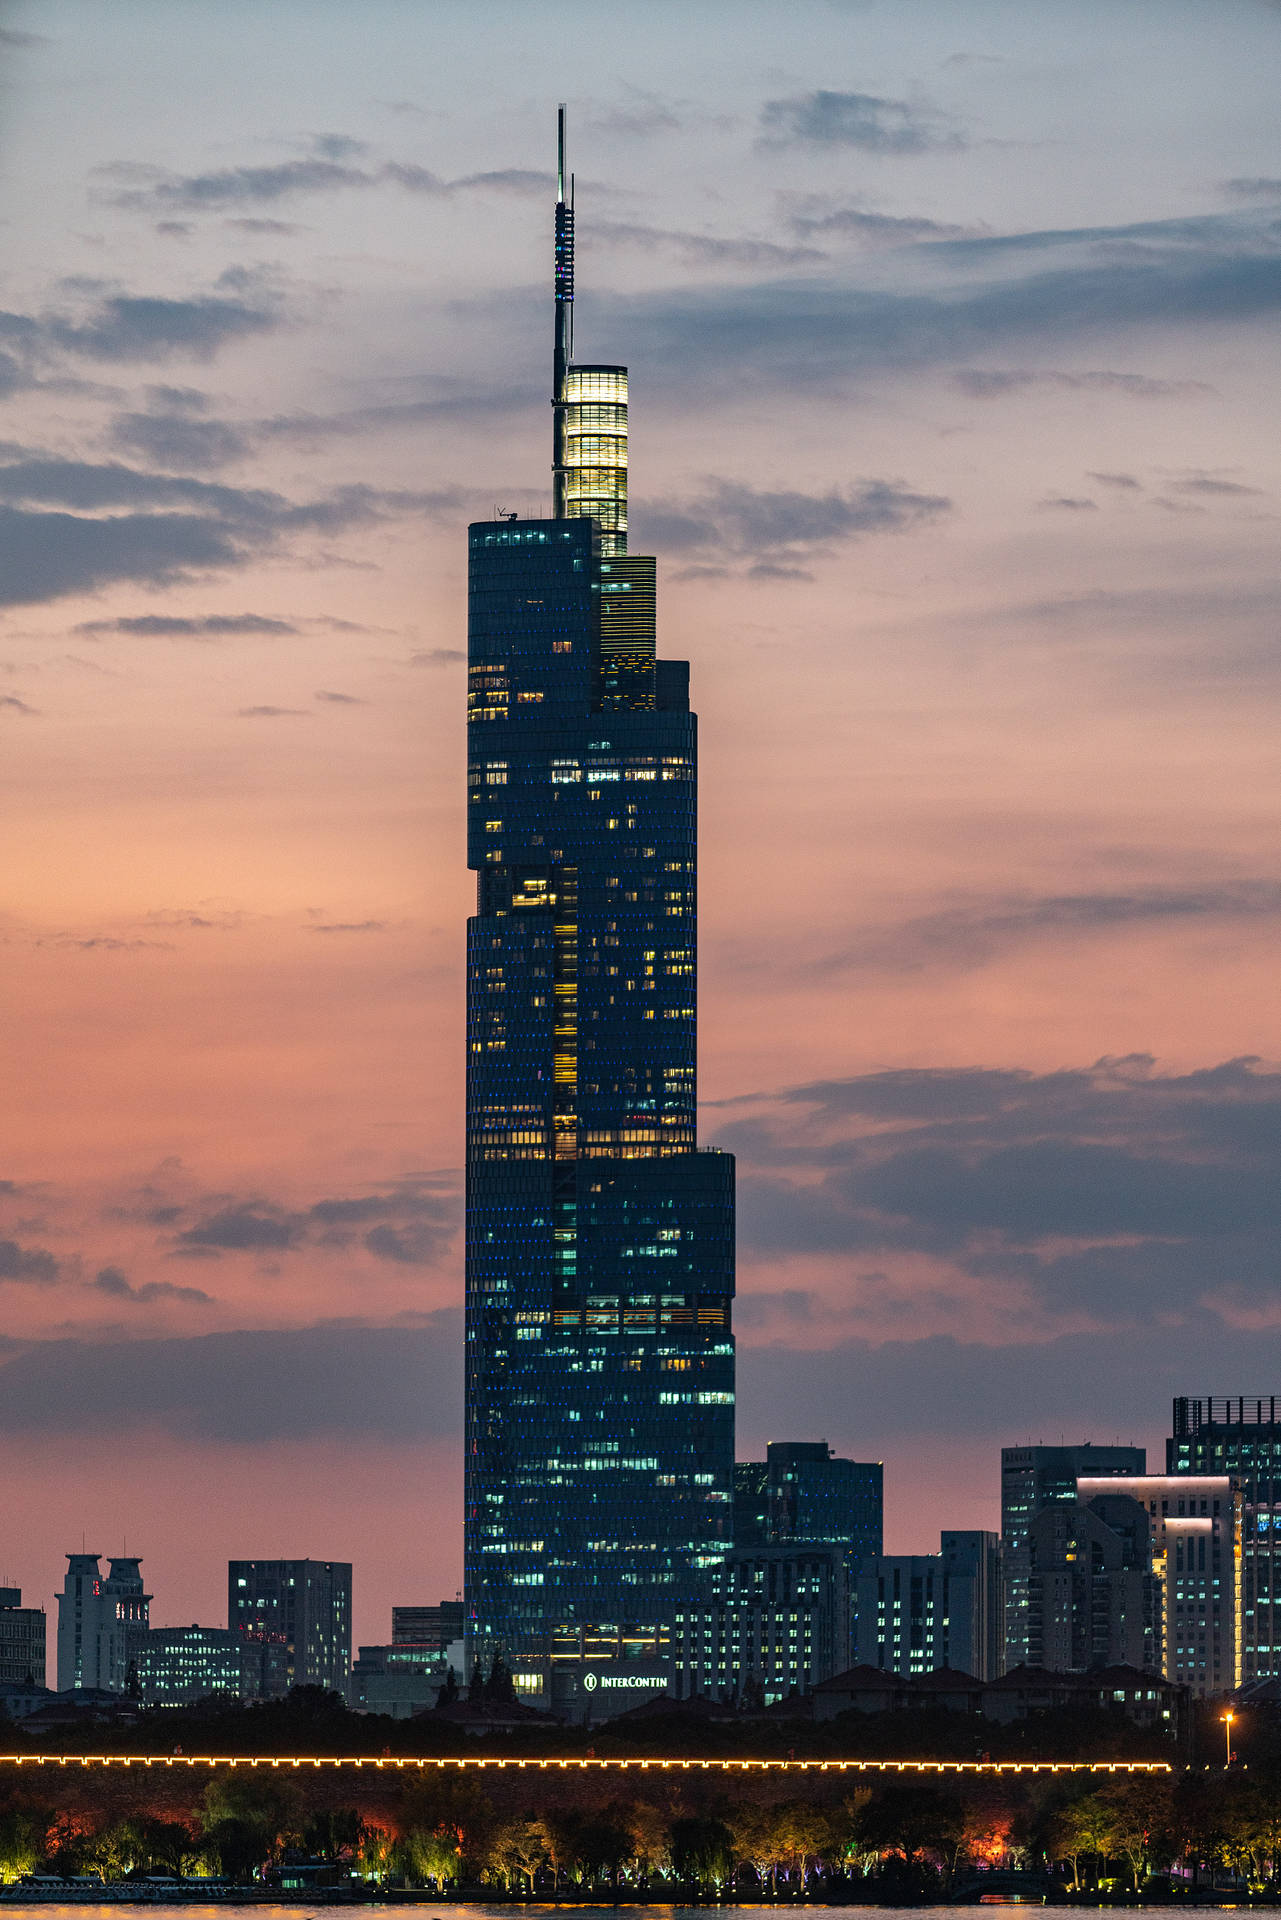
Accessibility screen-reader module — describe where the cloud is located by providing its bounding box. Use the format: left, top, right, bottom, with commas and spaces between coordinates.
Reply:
106, 150, 555, 213
952, 368, 1212, 398
760, 89, 962, 154
1221, 177, 1281, 200
410, 647, 465, 668
309, 920, 385, 933
0, 1239, 59, 1284
75, 613, 299, 639
734, 1320, 1251, 1447
636, 476, 950, 565
0, 454, 460, 608
591, 220, 824, 270
604, 212, 1281, 396
110, 409, 251, 471
168, 1185, 455, 1265
0, 694, 37, 714
0, 1315, 462, 1443
91, 1265, 212, 1306
1038, 495, 1098, 511
362, 1223, 441, 1265
175, 1208, 297, 1252
788, 204, 975, 246
718, 1055, 1281, 1333
1087, 471, 1143, 489
236, 705, 308, 718
817, 881, 1281, 974
315, 689, 366, 705
43, 291, 279, 363
1171, 470, 1266, 498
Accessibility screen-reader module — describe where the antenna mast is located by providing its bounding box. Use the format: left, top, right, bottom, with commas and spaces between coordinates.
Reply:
553, 103, 574, 517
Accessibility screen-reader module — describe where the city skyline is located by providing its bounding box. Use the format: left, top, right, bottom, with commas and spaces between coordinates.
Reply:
2, 0, 1280, 1647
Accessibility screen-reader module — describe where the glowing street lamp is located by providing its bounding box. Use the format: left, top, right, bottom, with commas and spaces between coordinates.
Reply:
1223, 1709, 1235, 1766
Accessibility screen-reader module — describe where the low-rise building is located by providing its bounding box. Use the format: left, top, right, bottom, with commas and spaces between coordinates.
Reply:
351, 1641, 460, 1717
132, 1625, 241, 1709
812, 1660, 1186, 1740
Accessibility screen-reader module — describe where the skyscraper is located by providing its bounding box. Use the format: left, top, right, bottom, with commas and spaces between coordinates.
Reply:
1001, 1443, 1146, 1672
464, 110, 736, 1711
1169, 1397, 1280, 1682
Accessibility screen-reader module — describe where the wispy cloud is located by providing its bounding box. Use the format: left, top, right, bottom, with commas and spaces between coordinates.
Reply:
75, 613, 299, 639
637, 476, 950, 574
760, 89, 964, 154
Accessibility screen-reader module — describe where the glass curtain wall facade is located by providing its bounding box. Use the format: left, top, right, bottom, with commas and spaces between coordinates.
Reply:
1169, 1397, 1281, 1682
464, 112, 735, 1710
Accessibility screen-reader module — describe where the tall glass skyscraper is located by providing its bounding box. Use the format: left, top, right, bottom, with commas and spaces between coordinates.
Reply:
464, 112, 735, 1711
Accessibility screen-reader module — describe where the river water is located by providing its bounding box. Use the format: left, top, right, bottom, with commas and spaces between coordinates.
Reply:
0, 1907, 1257, 1918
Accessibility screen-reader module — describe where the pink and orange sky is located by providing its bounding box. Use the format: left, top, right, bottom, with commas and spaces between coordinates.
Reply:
3, 0, 1281, 1650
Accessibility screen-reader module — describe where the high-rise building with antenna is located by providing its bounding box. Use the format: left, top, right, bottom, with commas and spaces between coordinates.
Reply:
463, 109, 735, 1711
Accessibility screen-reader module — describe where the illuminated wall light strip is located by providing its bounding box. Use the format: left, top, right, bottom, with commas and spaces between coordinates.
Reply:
0, 1754, 1170, 1774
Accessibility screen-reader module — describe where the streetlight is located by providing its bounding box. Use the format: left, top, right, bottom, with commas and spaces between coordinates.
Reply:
1222, 1709, 1235, 1767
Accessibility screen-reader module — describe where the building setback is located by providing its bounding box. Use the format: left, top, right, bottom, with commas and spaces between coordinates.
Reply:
1078, 1472, 1239, 1697
228, 1560, 351, 1697
1001, 1443, 1146, 1671
463, 110, 735, 1712
1169, 1397, 1281, 1682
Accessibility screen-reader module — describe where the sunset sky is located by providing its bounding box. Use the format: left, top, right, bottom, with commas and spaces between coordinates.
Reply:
3, 0, 1281, 1649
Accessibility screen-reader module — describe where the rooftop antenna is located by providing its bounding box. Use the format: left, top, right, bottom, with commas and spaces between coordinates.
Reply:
552, 102, 574, 518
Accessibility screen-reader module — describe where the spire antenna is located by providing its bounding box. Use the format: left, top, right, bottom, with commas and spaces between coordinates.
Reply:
553, 104, 574, 516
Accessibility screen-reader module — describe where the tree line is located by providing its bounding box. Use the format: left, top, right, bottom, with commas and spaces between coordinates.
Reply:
5, 1766, 1281, 1895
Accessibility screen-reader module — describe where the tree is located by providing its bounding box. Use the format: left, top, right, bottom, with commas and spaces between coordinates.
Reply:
670, 1815, 733, 1892
1052, 1793, 1119, 1890
1098, 1777, 1174, 1889
396, 1772, 495, 1884
198, 1774, 303, 1881
486, 1818, 547, 1893
856, 1783, 965, 1874
0, 1806, 47, 1883
624, 1801, 670, 1881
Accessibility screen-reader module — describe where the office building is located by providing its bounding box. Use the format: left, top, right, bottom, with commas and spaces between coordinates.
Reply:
1025, 1493, 1159, 1674
672, 1545, 850, 1705
1169, 1397, 1281, 1682
464, 109, 735, 1708
351, 1643, 457, 1718
0, 1588, 45, 1687
392, 1601, 464, 1651
1001, 1443, 1146, 1671
228, 1560, 351, 1697
735, 1442, 883, 1569
1078, 1472, 1239, 1697
132, 1625, 241, 1709
55, 1555, 150, 1694
855, 1531, 1002, 1680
